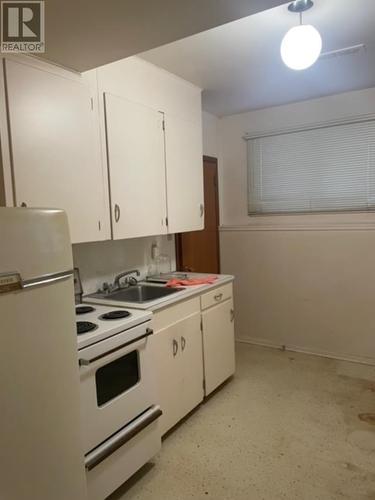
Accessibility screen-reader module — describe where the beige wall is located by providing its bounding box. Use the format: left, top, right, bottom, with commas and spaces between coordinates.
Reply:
218, 87, 375, 363
221, 229, 375, 364
202, 111, 219, 158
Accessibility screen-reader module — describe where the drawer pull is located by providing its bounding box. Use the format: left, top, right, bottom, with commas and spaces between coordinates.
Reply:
214, 293, 223, 301
84, 405, 162, 471
181, 336, 186, 351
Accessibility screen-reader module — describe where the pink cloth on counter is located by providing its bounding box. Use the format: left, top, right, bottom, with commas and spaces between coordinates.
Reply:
166, 276, 218, 288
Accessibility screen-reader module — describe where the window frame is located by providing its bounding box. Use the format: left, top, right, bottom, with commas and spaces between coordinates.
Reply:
245, 113, 375, 218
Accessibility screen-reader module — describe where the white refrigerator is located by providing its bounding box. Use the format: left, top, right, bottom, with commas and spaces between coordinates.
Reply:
0, 208, 87, 500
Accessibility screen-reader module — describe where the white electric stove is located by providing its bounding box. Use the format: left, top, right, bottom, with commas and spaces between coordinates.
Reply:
75, 303, 161, 500
75, 303, 152, 349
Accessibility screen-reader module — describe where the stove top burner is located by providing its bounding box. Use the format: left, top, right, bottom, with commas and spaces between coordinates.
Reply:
76, 305, 95, 315
99, 310, 131, 321
77, 321, 98, 335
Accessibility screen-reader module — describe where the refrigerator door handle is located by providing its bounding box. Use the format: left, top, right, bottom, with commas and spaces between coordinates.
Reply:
0, 270, 73, 294
84, 405, 162, 471
22, 270, 74, 289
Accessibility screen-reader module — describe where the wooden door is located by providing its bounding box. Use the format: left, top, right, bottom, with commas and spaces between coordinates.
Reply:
176, 156, 220, 273
104, 93, 167, 240
164, 113, 204, 233
202, 298, 235, 395
5, 59, 108, 244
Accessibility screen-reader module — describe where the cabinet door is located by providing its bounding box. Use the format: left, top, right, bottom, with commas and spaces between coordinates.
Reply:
5, 59, 107, 244
164, 114, 204, 234
151, 312, 204, 436
150, 323, 184, 436
180, 312, 204, 416
104, 93, 167, 239
202, 299, 235, 396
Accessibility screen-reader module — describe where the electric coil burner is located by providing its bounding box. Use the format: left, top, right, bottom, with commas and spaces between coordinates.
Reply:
77, 321, 98, 335
99, 310, 131, 321
76, 303, 151, 349
76, 305, 96, 315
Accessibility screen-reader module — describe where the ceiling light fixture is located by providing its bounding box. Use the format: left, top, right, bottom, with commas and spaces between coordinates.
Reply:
281, 0, 322, 71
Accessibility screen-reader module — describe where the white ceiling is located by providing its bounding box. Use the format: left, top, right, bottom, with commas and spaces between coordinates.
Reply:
38, 0, 288, 71
140, 0, 375, 116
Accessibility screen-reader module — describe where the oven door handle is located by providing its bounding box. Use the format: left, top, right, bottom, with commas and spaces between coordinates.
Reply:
79, 327, 153, 366
84, 405, 162, 471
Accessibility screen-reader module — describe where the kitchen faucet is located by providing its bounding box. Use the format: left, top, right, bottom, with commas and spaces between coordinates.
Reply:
113, 269, 140, 290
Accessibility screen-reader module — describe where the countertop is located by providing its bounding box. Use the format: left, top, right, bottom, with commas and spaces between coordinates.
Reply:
83, 273, 234, 312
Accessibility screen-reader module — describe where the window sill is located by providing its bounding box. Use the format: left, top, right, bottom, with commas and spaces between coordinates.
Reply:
219, 213, 375, 232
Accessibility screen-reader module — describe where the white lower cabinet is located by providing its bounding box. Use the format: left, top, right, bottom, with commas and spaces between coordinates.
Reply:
151, 298, 204, 435
201, 297, 235, 396
151, 283, 235, 434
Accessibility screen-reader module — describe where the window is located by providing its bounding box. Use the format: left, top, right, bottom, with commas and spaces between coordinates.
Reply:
247, 119, 375, 215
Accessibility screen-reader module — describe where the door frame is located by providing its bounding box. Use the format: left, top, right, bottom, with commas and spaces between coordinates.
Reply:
175, 155, 220, 272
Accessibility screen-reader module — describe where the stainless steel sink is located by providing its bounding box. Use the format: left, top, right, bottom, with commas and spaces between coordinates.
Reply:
97, 285, 182, 303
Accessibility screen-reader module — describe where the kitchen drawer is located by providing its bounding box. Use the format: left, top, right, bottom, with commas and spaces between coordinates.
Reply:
85, 410, 161, 500
153, 296, 200, 332
200, 283, 233, 310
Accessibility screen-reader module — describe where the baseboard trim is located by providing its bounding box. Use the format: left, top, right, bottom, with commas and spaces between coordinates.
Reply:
236, 337, 375, 366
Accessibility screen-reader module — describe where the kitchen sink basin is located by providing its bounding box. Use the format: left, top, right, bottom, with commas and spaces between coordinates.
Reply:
103, 285, 182, 303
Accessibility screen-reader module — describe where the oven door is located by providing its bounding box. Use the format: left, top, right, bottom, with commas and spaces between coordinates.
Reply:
79, 321, 156, 453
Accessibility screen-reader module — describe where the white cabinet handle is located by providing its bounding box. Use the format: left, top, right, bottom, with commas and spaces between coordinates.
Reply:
114, 204, 121, 222
230, 308, 234, 322
200, 203, 204, 217
214, 293, 223, 301
181, 336, 186, 351
172, 339, 179, 357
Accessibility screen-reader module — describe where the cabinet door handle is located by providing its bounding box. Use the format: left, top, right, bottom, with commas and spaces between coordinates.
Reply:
181, 336, 186, 351
214, 293, 223, 301
114, 204, 121, 222
230, 308, 234, 322
172, 339, 179, 357
200, 203, 204, 218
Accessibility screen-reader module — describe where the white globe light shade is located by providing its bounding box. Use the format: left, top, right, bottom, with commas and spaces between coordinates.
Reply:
281, 24, 322, 70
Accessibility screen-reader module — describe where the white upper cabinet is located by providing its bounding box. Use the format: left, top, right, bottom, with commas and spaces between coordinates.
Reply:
94, 56, 204, 236
164, 113, 204, 233
0, 56, 203, 242
104, 93, 167, 239
3, 58, 109, 244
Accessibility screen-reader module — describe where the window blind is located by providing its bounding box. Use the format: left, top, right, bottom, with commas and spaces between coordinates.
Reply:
247, 119, 375, 215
